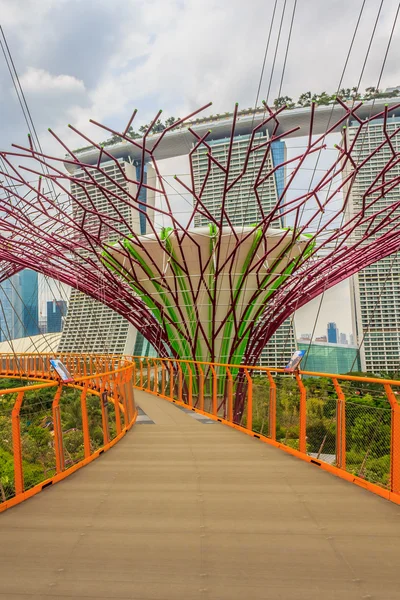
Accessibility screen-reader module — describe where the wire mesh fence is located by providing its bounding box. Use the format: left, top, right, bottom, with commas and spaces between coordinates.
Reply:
274, 375, 302, 450
0, 356, 136, 511
345, 401, 391, 488
0, 391, 17, 502
20, 390, 57, 492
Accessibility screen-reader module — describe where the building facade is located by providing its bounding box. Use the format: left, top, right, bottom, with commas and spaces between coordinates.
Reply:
191, 134, 295, 369
327, 322, 338, 344
0, 270, 39, 341
347, 113, 400, 373
299, 341, 360, 374
19, 270, 39, 338
59, 150, 155, 355
47, 300, 68, 333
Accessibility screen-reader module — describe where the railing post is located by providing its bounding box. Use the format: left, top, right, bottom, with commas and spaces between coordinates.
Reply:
210, 365, 217, 416
295, 372, 307, 454
146, 359, 151, 392
161, 362, 166, 396
384, 384, 400, 495
169, 361, 174, 399
80, 382, 91, 459
198, 364, 204, 412
140, 360, 143, 389
12, 391, 25, 496
153, 359, 158, 394
187, 362, 193, 407
332, 378, 346, 470
120, 372, 130, 427
100, 380, 110, 446
114, 374, 122, 436
177, 362, 183, 403
244, 368, 252, 431
52, 384, 65, 474
266, 370, 276, 440
226, 367, 233, 422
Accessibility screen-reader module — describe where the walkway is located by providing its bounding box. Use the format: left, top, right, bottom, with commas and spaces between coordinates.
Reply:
1, 391, 400, 599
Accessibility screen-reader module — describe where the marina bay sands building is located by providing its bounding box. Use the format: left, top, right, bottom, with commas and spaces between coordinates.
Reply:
59, 100, 400, 366
58, 151, 155, 355
192, 132, 295, 368
346, 110, 400, 373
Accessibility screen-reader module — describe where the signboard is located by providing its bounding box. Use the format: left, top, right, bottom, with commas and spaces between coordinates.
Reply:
49, 359, 74, 383
101, 391, 109, 408
284, 350, 306, 373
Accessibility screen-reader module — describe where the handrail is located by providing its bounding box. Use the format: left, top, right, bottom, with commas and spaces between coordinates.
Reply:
1, 352, 399, 508
4, 351, 400, 387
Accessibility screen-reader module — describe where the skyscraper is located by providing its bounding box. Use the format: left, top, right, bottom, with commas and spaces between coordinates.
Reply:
192, 133, 295, 368
339, 332, 348, 345
0, 270, 39, 341
346, 111, 400, 372
47, 300, 68, 333
19, 270, 39, 338
327, 322, 338, 344
0, 278, 15, 342
59, 150, 155, 355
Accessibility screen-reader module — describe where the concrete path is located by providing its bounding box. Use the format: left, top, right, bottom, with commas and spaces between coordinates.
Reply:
1, 391, 400, 599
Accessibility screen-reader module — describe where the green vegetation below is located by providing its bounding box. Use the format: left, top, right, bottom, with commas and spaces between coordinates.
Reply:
0, 379, 115, 502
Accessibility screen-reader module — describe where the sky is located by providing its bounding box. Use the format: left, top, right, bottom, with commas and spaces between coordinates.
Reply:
0, 0, 399, 338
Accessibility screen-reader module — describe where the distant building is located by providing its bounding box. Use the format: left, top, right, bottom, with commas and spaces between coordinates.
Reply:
299, 341, 361, 374
339, 332, 348, 345
327, 322, 338, 344
0, 269, 39, 341
299, 333, 312, 341
315, 335, 327, 343
19, 270, 39, 338
0, 279, 15, 342
38, 318, 48, 335
47, 300, 68, 333
349, 333, 354, 345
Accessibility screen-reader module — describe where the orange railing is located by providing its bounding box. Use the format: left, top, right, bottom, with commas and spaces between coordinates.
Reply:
0, 353, 136, 512
2, 352, 399, 509
131, 356, 400, 504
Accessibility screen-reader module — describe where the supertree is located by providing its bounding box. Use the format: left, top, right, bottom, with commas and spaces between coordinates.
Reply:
0, 99, 400, 416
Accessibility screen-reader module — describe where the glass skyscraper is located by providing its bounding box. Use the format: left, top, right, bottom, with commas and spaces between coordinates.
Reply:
0, 270, 39, 341
327, 322, 338, 344
47, 300, 68, 333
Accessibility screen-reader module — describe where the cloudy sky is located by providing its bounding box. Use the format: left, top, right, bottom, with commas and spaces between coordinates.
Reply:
1, 0, 399, 337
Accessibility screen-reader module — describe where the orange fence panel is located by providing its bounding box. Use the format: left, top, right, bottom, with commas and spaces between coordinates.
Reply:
0, 353, 137, 513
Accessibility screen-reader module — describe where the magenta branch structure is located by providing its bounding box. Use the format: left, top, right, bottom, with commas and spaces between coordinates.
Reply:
0, 99, 400, 414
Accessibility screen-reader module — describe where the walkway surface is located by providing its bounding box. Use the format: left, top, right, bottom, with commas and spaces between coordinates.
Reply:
1, 391, 400, 600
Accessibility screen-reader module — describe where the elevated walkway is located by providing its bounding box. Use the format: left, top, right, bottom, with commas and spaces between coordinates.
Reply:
1, 391, 400, 599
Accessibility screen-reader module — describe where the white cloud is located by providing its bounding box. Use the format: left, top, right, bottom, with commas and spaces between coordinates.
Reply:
19, 67, 85, 94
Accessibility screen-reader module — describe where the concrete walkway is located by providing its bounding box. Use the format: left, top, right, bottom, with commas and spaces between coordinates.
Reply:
1, 391, 400, 599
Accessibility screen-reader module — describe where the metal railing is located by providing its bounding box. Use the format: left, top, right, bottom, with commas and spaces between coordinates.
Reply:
0, 353, 136, 512
131, 356, 400, 504
1, 352, 399, 509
